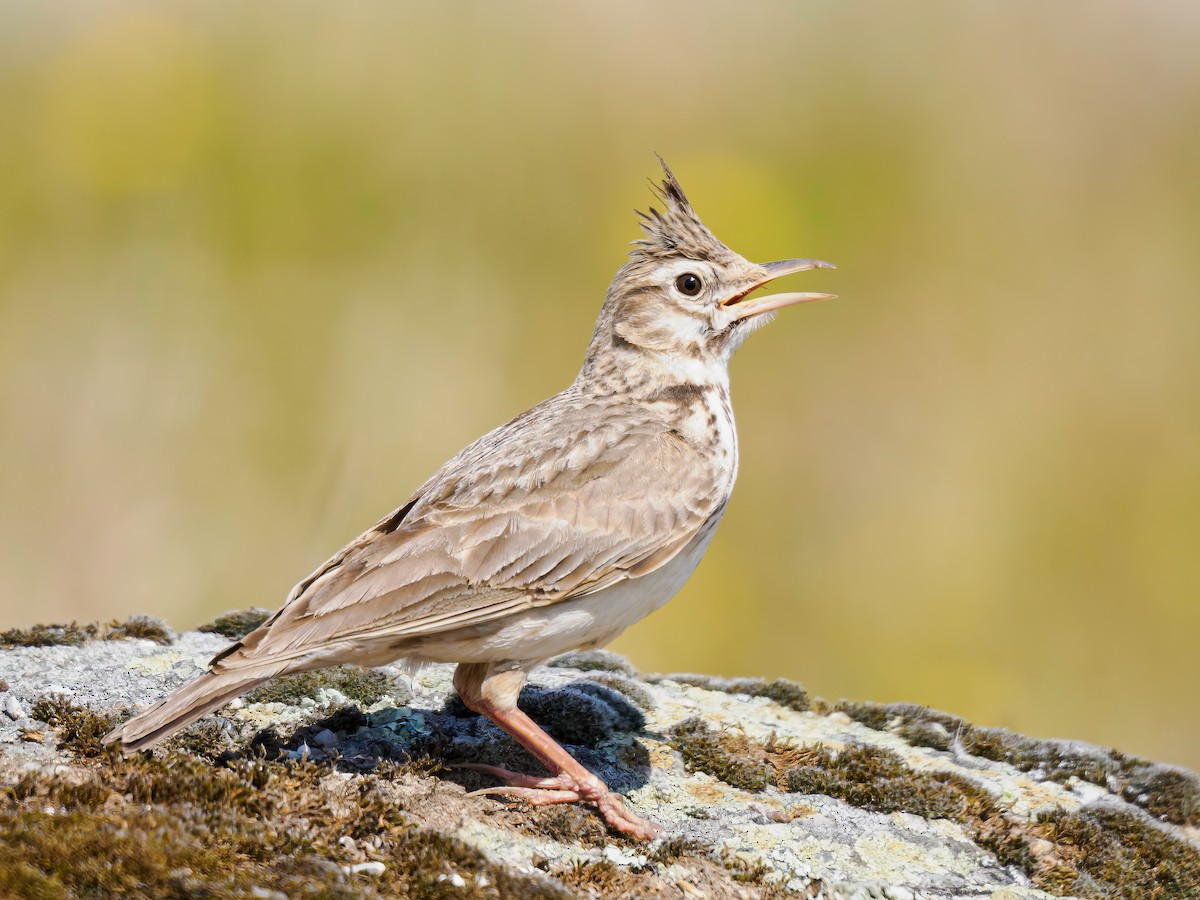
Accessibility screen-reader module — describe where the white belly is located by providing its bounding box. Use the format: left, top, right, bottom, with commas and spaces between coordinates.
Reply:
411, 513, 723, 665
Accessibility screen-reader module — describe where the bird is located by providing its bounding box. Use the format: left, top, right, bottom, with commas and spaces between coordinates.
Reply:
103, 159, 835, 840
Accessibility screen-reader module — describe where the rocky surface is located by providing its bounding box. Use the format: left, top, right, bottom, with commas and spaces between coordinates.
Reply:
1, 618, 1197, 899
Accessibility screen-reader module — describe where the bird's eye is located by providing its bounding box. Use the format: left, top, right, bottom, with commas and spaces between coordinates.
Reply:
675, 273, 702, 296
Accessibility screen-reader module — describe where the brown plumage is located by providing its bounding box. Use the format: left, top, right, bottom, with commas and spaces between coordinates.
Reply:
104, 159, 835, 839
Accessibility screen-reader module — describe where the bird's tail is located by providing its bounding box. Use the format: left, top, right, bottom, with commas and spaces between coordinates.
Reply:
103, 669, 269, 752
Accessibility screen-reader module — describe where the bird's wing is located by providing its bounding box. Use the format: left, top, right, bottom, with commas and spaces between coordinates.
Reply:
218, 394, 726, 669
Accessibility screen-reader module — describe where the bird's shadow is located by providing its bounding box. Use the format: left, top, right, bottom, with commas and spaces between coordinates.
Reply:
243, 680, 653, 797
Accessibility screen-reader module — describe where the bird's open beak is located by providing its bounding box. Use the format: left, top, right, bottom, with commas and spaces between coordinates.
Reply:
722, 258, 837, 320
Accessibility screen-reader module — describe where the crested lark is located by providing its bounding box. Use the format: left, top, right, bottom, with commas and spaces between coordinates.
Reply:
105, 160, 835, 839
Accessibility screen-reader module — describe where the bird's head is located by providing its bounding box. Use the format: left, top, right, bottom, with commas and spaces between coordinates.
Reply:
581, 159, 834, 390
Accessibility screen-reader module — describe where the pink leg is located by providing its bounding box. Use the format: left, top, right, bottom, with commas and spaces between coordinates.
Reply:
471, 702, 660, 840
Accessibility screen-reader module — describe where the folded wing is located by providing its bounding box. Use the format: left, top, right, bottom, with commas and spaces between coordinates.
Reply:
217, 394, 724, 670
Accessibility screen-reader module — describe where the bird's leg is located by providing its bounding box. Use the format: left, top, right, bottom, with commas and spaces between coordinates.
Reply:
453, 662, 660, 840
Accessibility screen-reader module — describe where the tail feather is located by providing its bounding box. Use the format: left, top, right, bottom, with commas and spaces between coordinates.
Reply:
103, 670, 268, 752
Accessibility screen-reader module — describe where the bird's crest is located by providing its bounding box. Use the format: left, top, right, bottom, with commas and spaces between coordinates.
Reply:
633, 157, 736, 264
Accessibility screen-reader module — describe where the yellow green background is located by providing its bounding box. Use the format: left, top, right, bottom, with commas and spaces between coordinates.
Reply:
2, 4, 1197, 769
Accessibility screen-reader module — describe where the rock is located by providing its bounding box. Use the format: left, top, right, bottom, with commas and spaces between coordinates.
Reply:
345, 861, 386, 877
3, 694, 23, 720
0, 621, 1197, 899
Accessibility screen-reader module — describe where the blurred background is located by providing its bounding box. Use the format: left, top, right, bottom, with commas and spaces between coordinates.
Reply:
1, 2, 1197, 769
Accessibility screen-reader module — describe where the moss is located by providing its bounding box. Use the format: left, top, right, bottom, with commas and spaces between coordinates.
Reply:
245, 667, 393, 707
161, 718, 235, 759
660, 674, 810, 713
0, 750, 569, 899
546, 649, 639, 676
834, 700, 1200, 828
1, 617, 173, 649
650, 835, 709, 864
783, 744, 998, 822
518, 803, 612, 848
556, 860, 644, 896
1119, 766, 1200, 827
673, 717, 1200, 898
0, 622, 99, 649
733, 678, 810, 713
29, 696, 122, 759
667, 718, 775, 791
1035, 807, 1200, 898
198, 607, 273, 639
551, 838, 807, 898
102, 615, 174, 645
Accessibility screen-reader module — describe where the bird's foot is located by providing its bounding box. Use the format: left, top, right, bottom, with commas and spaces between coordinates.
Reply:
462, 763, 660, 840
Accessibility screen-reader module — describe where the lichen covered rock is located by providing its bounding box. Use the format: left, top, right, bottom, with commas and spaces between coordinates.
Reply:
1, 621, 1197, 898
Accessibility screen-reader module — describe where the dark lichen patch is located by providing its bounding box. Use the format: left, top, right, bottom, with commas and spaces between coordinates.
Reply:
658, 673, 810, 713
546, 649, 639, 677
198, 607, 273, 639
1, 750, 570, 899
834, 700, 1200, 828
245, 666, 393, 707
29, 696, 124, 759
0, 622, 99, 648
102, 615, 174, 645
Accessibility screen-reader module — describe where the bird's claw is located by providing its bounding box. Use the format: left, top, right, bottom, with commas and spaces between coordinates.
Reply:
464, 765, 661, 840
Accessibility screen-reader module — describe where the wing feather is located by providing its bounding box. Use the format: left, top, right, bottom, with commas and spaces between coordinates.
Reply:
222, 391, 727, 669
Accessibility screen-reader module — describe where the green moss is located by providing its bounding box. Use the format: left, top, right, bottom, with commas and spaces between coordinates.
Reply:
1, 617, 172, 649
661, 674, 810, 713
834, 700, 1200, 828
1119, 766, 1200, 827
1035, 807, 1200, 898
0, 622, 98, 649
672, 716, 1200, 898
783, 744, 998, 822
650, 835, 708, 864
102, 615, 174, 645
516, 802, 613, 848
161, 718, 235, 759
668, 718, 787, 792
29, 696, 123, 759
0, 750, 569, 899
198, 607, 273, 639
551, 838, 807, 898
557, 860, 643, 895
733, 678, 810, 713
245, 667, 393, 707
